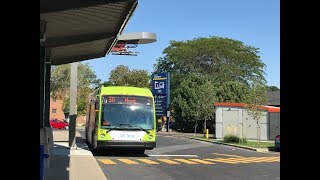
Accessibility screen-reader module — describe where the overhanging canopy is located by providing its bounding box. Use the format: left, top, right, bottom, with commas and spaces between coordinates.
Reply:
40, 0, 138, 65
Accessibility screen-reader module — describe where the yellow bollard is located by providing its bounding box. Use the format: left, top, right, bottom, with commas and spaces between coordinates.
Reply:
206, 129, 209, 139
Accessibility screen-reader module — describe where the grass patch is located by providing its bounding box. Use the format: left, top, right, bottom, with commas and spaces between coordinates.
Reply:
234, 141, 275, 148
192, 135, 274, 148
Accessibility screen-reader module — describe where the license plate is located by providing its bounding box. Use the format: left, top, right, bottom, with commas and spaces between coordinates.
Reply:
109, 131, 145, 141
120, 133, 135, 139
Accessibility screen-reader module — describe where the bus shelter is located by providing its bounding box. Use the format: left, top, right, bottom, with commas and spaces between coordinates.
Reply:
40, 0, 138, 167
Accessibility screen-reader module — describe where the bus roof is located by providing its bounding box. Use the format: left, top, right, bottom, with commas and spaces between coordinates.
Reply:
98, 86, 153, 97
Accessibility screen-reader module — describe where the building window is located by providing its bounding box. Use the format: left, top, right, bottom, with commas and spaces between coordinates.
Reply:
53, 98, 57, 102
52, 109, 57, 114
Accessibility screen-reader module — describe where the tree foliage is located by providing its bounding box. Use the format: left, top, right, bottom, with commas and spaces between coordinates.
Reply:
266, 85, 280, 92
171, 74, 216, 132
216, 81, 250, 103
108, 65, 150, 88
244, 84, 268, 145
153, 36, 266, 86
198, 80, 216, 134
152, 36, 267, 132
50, 63, 101, 115
63, 87, 92, 115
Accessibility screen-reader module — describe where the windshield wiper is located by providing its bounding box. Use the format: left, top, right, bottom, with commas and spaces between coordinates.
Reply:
106, 123, 150, 134
105, 123, 130, 132
130, 125, 150, 134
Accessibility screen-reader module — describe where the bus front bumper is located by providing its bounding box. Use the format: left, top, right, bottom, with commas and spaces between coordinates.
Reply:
97, 141, 156, 150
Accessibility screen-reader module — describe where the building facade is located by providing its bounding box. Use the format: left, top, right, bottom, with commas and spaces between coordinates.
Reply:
49, 97, 86, 125
49, 97, 65, 120
214, 102, 280, 141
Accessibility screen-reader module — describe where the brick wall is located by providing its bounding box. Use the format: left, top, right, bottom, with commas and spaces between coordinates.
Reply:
50, 97, 86, 125
49, 97, 65, 120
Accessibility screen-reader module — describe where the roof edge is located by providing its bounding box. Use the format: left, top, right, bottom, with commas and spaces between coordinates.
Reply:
214, 102, 280, 113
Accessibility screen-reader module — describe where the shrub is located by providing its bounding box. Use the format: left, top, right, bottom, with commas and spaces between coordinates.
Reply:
239, 137, 247, 144
223, 135, 248, 144
223, 134, 241, 143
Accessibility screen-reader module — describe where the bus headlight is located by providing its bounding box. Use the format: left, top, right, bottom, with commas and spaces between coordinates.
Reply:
100, 134, 105, 138
148, 134, 153, 139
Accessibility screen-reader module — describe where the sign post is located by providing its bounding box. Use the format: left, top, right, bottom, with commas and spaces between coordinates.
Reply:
152, 72, 170, 132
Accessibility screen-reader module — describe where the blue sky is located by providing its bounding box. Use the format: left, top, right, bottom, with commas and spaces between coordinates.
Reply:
83, 0, 280, 88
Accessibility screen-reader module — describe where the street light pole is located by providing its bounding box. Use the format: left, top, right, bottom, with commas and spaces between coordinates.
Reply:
69, 62, 78, 148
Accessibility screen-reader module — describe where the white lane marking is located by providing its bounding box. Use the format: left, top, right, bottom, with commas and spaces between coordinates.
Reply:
148, 155, 199, 157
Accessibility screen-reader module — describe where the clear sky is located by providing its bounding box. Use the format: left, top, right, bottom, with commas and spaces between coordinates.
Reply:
83, 0, 280, 88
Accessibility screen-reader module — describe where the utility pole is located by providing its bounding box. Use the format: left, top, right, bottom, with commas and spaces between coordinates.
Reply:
69, 62, 78, 149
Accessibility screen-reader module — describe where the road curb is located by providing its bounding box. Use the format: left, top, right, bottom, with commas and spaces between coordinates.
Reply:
184, 137, 270, 152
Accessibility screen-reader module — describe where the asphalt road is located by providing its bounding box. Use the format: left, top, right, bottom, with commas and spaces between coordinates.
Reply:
77, 130, 280, 180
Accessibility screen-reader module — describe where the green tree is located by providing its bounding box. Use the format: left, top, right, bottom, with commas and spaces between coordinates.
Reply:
102, 81, 113, 87
50, 63, 101, 115
198, 80, 216, 135
266, 85, 280, 92
216, 81, 250, 103
171, 74, 216, 133
127, 69, 151, 88
108, 65, 150, 88
244, 84, 268, 146
108, 65, 130, 86
153, 36, 266, 86
152, 36, 268, 133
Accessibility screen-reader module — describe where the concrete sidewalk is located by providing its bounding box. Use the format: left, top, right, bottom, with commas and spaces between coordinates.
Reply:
44, 130, 107, 180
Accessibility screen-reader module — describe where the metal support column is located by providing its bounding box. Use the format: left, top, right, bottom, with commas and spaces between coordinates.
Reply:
44, 52, 51, 127
40, 46, 51, 127
69, 62, 78, 148
40, 46, 45, 127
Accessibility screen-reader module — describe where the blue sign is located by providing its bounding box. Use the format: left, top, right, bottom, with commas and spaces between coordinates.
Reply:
154, 94, 167, 116
154, 81, 166, 94
152, 72, 170, 116
152, 72, 169, 95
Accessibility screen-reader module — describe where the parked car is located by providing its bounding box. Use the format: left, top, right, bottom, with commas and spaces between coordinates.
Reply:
50, 119, 69, 129
275, 134, 280, 150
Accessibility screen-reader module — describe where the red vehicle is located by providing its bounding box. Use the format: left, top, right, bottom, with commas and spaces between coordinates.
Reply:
50, 119, 69, 129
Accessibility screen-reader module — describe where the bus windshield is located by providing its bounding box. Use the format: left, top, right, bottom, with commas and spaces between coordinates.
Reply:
101, 103, 154, 130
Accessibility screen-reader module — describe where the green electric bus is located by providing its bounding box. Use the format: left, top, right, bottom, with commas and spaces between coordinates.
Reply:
85, 86, 156, 153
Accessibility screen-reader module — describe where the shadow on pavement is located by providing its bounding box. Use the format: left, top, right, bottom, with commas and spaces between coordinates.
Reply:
267, 146, 280, 152
76, 136, 86, 143
44, 143, 70, 180
92, 149, 149, 157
